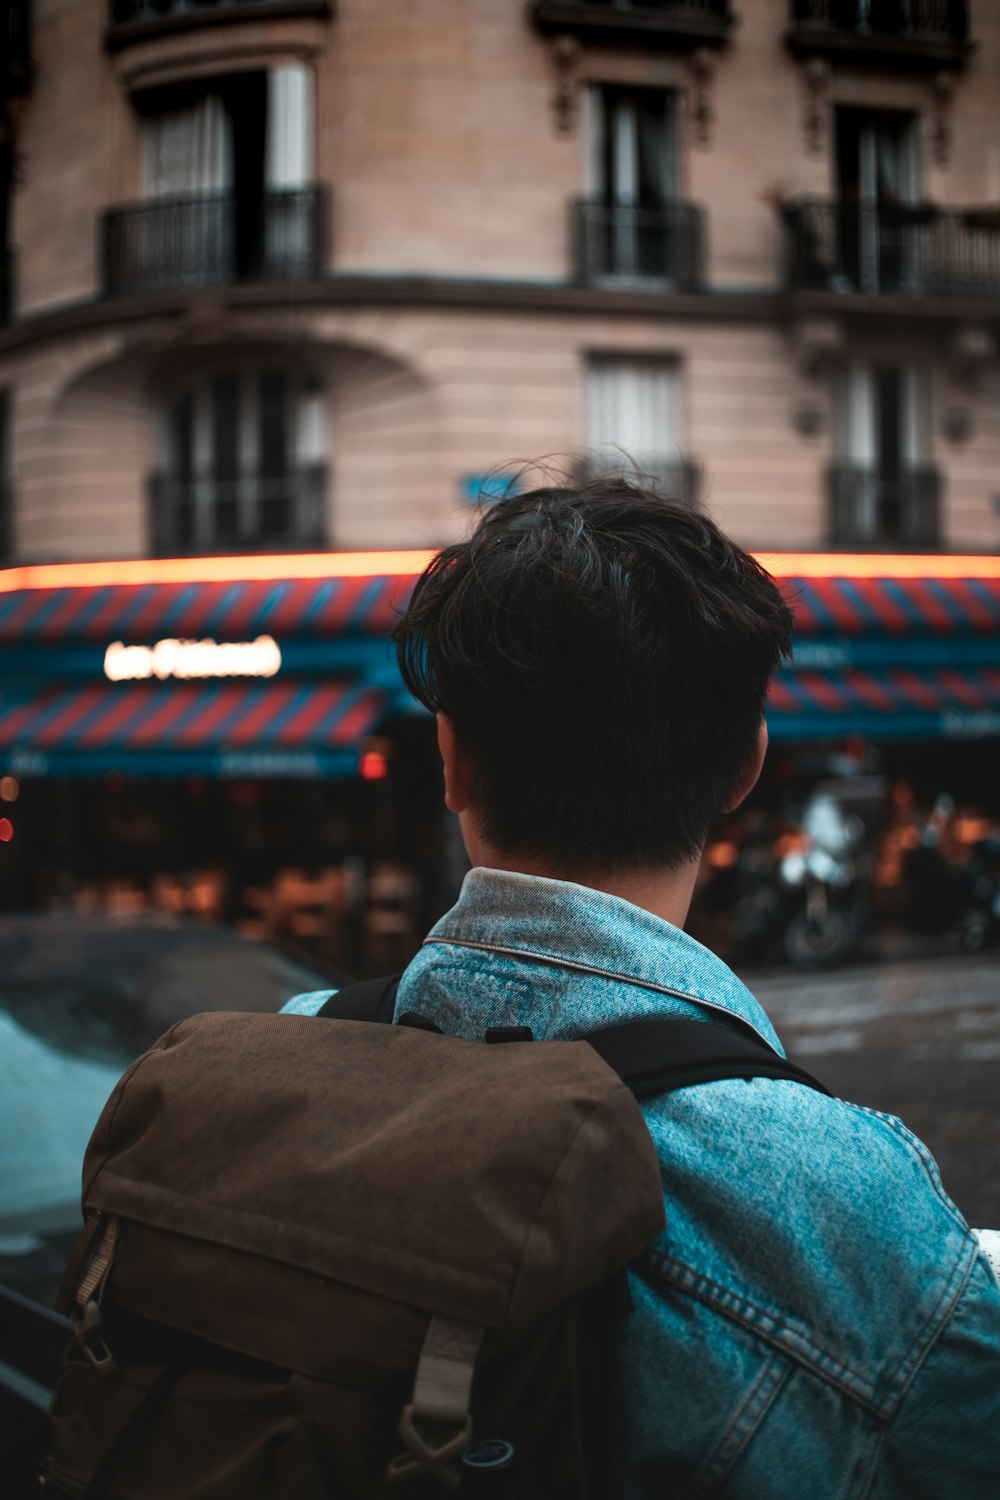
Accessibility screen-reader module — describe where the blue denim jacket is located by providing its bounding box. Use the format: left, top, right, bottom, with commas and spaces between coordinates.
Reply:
284, 868, 1000, 1497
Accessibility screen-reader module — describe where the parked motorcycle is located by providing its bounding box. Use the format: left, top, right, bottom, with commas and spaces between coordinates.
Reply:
778, 788, 873, 968
905, 800, 1000, 952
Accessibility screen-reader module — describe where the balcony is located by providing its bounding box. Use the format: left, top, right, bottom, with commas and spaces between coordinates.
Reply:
149, 465, 327, 555
782, 198, 1000, 301
530, 0, 733, 49
574, 199, 705, 289
106, 0, 331, 51
828, 465, 941, 548
4, 0, 32, 99
102, 187, 327, 298
786, 0, 971, 71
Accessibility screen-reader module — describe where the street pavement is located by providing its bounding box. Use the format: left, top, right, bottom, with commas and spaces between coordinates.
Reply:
747, 951, 1000, 1230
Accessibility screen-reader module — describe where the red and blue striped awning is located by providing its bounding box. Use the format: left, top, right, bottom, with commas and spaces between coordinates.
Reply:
766, 666, 1000, 742
0, 574, 409, 645
0, 553, 998, 759
0, 678, 388, 779
780, 575, 1000, 637
0, 570, 997, 644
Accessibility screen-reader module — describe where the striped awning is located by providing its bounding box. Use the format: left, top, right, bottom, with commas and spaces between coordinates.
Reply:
780, 575, 1000, 637
0, 678, 388, 778
0, 574, 408, 645
766, 666, 1000, 742
0, 571, 997, 644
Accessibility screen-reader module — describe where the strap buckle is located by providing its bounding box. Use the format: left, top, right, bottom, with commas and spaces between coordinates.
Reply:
74, 1297, 116, 1374
387, 1406, 472, 1491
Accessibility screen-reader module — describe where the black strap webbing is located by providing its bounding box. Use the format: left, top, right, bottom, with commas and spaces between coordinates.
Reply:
584, 1016, 830, 1099
317, 973, 829, 1100
316, 973, 401, 1023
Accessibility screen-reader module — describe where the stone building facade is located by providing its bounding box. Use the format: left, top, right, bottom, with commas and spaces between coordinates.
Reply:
1, 0, 999, 561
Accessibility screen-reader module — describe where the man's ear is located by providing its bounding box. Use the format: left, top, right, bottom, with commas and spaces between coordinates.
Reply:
722, 720, 769, 813
436, 714, 473, 814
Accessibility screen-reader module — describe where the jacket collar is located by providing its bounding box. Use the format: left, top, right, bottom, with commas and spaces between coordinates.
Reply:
423, 867, 783, 1054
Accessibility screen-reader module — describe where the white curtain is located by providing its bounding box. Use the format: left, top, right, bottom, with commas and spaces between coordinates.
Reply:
296, 381, 326, 466
266, 66, 314, 190
143, 95, 232, 199
838, 366, 876, 466
586, 358, 681, 474
612, 100, 638, 207
900, 368, 926, 467
584, 85, 603, 199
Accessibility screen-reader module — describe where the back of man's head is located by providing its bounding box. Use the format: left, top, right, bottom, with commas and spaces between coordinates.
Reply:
394, 480, 793, 874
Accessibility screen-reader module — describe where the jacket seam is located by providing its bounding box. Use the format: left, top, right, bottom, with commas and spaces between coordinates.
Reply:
642, 1249, 890, 1419
424, 936, 781, 1052
855, 1411, 890, 1500
836, 1104, 981, 1401
879, 1230, 979, 1413
681, 1353, 791, 1499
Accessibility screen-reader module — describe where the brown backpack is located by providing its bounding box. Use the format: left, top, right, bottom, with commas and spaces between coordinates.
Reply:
45, 978, 826, 1499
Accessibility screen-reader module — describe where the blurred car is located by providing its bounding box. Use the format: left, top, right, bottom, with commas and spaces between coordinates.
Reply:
0, 912, 346, 1487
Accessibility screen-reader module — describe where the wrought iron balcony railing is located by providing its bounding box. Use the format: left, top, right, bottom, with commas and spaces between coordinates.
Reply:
787, 0, 970, 69
575, 455, 702, 505
102, 187, 327, 298
149, 465, 327, 555
531, 0, 733, 48
574, 199, 705, 289
828, 465, 941, 548
106, 0, 330, 50
782, 198, 1000, 299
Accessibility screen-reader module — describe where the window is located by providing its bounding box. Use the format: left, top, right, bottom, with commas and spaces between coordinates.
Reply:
108, 67, 319, 294
589, 86, 678, 214
834, 108, 920, 292
583, 86, 682, 280
831, 365, 939, 545
154, 370, 326, 553
584, 356, 694, 497
577, 86, 703, 286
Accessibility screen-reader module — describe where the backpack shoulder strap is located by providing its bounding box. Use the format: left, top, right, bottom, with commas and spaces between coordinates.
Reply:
583, 1016, 831, 1100
315, 973, 401, 1023
316, 980, 829, 1097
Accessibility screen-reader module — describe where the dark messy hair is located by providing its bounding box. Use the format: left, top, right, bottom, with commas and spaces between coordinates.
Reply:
393, 479, 793, 873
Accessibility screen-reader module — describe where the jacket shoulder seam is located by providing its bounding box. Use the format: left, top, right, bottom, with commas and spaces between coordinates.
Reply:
643, 1249, 890, 1419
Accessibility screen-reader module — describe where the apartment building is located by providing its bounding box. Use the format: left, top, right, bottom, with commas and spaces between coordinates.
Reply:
0, 0, 997, 558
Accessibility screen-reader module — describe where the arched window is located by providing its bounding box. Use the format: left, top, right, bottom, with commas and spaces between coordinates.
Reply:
153, 368, 326, 554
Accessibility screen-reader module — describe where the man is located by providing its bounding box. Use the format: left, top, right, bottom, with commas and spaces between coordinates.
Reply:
286, 480, 1000, 1495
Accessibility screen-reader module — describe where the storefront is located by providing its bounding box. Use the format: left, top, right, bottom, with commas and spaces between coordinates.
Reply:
0, 548, 997, 967
0, 551, 453, 971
